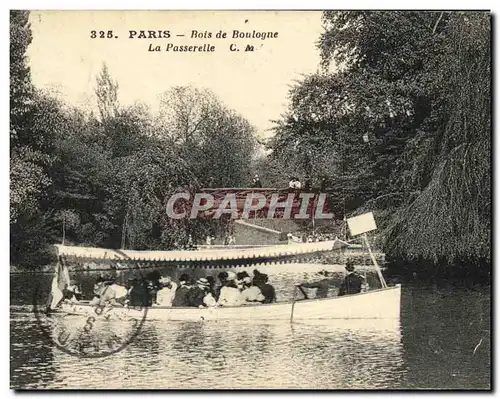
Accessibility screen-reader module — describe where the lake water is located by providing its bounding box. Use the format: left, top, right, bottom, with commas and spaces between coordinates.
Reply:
10, 265, 491, 389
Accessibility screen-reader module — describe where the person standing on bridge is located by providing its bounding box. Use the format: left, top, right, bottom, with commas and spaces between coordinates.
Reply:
251, 174, 262, 188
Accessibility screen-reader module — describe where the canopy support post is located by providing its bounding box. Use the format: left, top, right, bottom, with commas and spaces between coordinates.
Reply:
62, 215, 66, 245
362, 233, 387, 288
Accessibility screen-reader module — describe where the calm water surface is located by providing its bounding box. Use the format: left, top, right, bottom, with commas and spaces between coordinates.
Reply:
10, 265, 490, 389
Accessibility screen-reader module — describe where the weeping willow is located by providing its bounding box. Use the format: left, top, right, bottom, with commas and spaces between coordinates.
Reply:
385, 13, 491, 264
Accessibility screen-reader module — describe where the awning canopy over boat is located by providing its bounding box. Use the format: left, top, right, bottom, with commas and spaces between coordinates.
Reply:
54, 238, 350, 263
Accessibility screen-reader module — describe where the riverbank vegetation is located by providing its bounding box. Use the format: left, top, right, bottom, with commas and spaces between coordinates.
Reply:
10, 11, 491, 280
10, 11, 256, 267
268, 11, 490, 279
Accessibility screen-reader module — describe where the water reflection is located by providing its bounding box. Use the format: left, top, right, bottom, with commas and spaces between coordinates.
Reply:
12, 316, 403, 389
10, 273, 490, 389
10, 313, 56, 389
400, 284, 491, 389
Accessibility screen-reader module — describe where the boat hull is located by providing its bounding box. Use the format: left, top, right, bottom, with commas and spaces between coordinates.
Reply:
59, 285, 401, 322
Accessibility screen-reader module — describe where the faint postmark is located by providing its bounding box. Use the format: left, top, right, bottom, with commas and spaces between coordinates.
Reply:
33, 282, 149, 359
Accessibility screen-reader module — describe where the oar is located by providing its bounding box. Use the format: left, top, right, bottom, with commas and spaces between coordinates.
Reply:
297, 285, 309, 299
290, 285, 297, 324
289, 284, 308, 323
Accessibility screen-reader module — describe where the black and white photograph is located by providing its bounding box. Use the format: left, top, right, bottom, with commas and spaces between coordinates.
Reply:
9, 10, 491, 390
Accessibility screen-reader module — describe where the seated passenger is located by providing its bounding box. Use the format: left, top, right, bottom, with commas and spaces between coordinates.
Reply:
203, 290, 217, 307
206, 235, 214, 246
296, 269, 336, 299
127, 279, 150, 307
155, 276, 178, 307
215, 271, 228, 301
63, 280, 82, 303
188, 278, 217, 308
252, 270, 276, 303
146, 270, 162, 304
89, 275, 106, 306
236, 271, 251, 291
206, 276, 216, 297
241, 276, 265, 304
90, 275, 103, 294
172, 274, 193, 307
125, 277, 136, 297
304, 177, 312, 192
338, 262, 366, 296
187, 278, 207, 307
96, 276, 128, 306
218, 272, 243, 307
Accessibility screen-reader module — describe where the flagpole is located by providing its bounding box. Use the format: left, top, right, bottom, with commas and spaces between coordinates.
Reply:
363, 233, 387, 288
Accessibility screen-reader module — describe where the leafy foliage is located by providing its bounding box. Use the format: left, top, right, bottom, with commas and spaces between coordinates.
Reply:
10, 15, 259, 268
10, 10, 33, 146
385, 13, 491, 265
158, 86, 256, 187
270, 11, 491, 271
11, 11, 490, 277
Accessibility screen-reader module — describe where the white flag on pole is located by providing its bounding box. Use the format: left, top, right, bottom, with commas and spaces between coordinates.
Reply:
347, 212, 378, 236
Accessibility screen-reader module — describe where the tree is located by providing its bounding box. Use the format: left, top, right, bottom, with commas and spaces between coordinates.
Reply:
9, 11, 60, 267
158, 86, 256, 187
271, 11, 491, 272
10, 10, 33, 147
385, 12, 491, 267
95, 63, 119, 121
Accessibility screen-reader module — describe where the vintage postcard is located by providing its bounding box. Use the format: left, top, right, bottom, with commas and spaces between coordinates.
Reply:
10, 10, 491, 390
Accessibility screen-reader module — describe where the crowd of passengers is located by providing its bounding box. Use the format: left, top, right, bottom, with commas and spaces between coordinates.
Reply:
62, 261, 367, 309
63, 269, 277, 308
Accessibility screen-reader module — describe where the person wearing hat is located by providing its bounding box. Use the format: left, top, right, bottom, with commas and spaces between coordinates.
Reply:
89, 274, 112, 306
96, 276, 129, 306
251, 174, 262, 188
215, 271, 228, 301
205, 276, 216, 296
197, 278, 216, 307
187, 277, 216, 308
91, 275, 106, 299
127, 278, 150, 307
62, 279, 82, 303
237, 270, 263, 303
296, 269, 338, 299
201, 278, 217, 307
241, 274, 265, 304
338, 261, 366, 296
226, 271, 237, 281
217, 271, 243, 307
172, 273, 193, 307
236, 271, 251, 291
124, 277, 137, 306
288, 176, 302, 191
155, 276, 178, 307
252, 270, 276, 303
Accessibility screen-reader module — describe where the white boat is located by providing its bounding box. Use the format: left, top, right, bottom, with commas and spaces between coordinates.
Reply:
58, 284, 401, 322
51, 214, 401, 323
